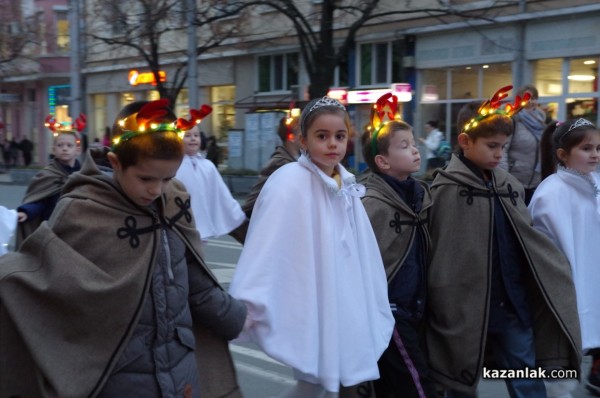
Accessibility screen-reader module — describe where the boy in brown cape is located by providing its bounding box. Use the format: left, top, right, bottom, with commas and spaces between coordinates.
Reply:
0, 99, 246, 398
426, 87, 581, 397
360, 104, 437, 398
16, 123, 82, 248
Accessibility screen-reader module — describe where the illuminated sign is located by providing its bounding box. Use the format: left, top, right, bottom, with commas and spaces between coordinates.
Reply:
48, 85, 71, 115
327, 88, 349, 104
346, 84, 412, 104
128, 70, 167, 86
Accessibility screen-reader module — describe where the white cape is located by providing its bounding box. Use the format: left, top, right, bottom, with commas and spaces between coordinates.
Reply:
0, 206, 17, 255
529, 169, 600, 352
229, 155, 394, 392
175, 154, 246, 240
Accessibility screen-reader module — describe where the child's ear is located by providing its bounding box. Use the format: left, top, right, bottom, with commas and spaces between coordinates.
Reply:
457, 133, 470, 150
374, 154, 389, 171
556, 148, 568, 164
106, 152, 122, 171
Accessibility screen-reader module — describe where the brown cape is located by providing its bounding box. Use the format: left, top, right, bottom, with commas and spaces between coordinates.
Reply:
426, 155, 581, 394
0, 157, 242, 398
15, 158, 71, 248
361, 173, 433, 281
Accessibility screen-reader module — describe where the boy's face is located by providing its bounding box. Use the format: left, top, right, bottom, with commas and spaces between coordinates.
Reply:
376, 129, 421, 180
459, 132, 508, 170
108, 153, 182, 207
53, 134, 80, 166
182, 127, 201, 156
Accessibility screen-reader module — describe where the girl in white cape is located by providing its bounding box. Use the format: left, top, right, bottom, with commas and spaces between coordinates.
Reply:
229, 97, 394, 397
176, 125, 246, 240
528, 118, 600, 396
0, 205, 17, 255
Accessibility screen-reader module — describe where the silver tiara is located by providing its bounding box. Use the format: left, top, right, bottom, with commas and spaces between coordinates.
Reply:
567, 118, 594, 132
308, 97, 346, 113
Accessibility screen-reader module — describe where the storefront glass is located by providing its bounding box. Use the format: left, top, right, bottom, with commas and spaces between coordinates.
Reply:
568, 57, 598, 94
211, 85, 236, 140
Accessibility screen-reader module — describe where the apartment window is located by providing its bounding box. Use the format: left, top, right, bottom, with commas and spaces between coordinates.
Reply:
359, 41, 403, 86
105, 3, 127, 35
257, 53, 299, 92
56, 10, 69, 52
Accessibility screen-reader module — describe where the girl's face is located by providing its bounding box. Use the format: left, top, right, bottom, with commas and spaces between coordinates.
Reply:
459, 132, 508, 171
558, 131, 600, 174
182, 128, 201, 156
108, 152, 182, 207
300, 113, 348, 176
377, 129, 421, 180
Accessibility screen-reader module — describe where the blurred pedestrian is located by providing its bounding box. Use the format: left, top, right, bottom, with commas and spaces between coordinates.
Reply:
19, 137, 34, 166
419, 120, 444, 171
500, 84, 546, 204
205, 135, 220, 167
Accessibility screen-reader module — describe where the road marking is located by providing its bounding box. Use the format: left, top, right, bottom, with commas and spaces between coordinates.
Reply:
206, 261, 237, 269
205, 240, 242, 250
234, 362, 295, 386
231, 344, 287, 366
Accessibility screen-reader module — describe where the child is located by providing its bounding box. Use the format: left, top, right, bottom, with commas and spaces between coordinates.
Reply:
0, 205, 17, 254
529, 118, 600, 396
176, 123, 247, 241
0, 99, 246, 398
360, 93, 436, 397
426, 87, 581, 398
229, 96, 394, 397
16, 116, 84, 246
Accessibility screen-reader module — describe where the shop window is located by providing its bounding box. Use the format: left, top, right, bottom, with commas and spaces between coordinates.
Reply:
257, 53, 299, 93
121, 92, 136, 108
175, 89, 189, 122
93, 95, 107, 140
482, 63, 512, 97
568, 57, 598, 95
566, 98, 597, 121
211, 85, 236, 139
533, 58, 562, 97
146, 91, 160, 101
359, 42, 391, 86
422, 69, 447, 101
56, 10, 69, 52
451, 66, 478, 99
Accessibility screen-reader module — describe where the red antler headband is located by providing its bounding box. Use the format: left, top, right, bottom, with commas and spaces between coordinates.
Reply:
463, 85, 531, 133
45, 114, 86, 137
113, 99, 212, 147
369, 92, 401, 155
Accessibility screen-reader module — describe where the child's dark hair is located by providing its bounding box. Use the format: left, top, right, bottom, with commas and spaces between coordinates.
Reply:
457, 101, 514, 139
361, 120, 413, 172
110, 101, 183, 170
540, 118, 599, 180
426, 120, 438, 129
299, 97, 350, 137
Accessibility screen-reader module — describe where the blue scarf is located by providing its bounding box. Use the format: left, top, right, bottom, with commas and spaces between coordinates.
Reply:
514, 108, 546, 140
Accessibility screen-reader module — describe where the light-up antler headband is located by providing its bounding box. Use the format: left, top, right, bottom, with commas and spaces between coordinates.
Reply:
463, 85, 531, 133
369, 92, 401, 156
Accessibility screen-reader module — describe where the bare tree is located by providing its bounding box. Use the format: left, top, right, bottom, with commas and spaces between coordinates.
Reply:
0, 1, 40, 72
211, 0, 507, 99
86, 0, 247, 104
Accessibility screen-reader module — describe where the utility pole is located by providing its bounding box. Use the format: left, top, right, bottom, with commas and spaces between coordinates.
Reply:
69, 0, 82, 119
187, 0, 198, 109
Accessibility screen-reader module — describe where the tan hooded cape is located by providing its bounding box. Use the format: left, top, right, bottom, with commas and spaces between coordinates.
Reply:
0, 158, 241, 398
426, 154, 581, 394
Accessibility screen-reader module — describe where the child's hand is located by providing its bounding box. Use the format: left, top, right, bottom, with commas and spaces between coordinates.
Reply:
17, 212, 27, 222
242, 311, 254, 332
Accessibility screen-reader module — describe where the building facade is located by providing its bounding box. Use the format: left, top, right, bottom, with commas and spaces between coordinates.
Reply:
6, 0, 600, 169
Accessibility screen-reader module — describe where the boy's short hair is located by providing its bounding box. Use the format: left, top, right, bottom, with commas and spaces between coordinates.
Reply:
361, 120, 412, 172
457, 101, 513, 139
111, 101, 183, 170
